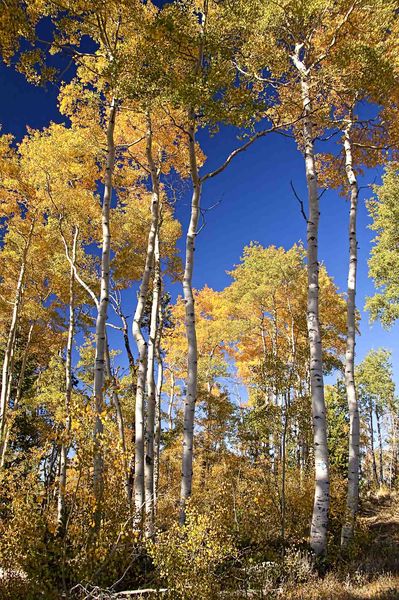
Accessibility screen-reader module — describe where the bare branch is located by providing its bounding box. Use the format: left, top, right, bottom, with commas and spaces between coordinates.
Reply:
290, 180, 308, 222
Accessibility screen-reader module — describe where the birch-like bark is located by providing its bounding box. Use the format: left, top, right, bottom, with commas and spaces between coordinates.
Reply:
369, 401, 378, 486
341, 119, 361, 547
180, 118, 201, 525
389, 412, 397, 487
376, 406, 384, 485
57, 227, 78, 534
132, 111, 161, 524
0, 322, 34, 468
154, 324, 163, 517
104, 333, 131, 504
144, 228, 161, 536
0, 220, 34, 462
167, 372, 175, 431
93, 97, 117, 533
292, 46, 329, 556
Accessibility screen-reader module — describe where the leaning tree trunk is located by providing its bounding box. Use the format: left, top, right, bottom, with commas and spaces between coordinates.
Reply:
180, 119, 202, 525
0, 220, 34, 463
341, 119, 361, 547
132, 111, 161, 526
292, 47, 330, 556
57, 227, 78, 535
144, 227, 161, 536
92, 97, 117, 534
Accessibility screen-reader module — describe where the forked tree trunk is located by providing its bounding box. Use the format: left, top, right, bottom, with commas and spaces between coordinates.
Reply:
292, 46, 329, 556
0, 220, 34, 463
144, 228, 161, 536
341, 119, 361, 547
57, 227, 78, 535
132, 111, 161, 526
93, 97, 117, 534
180, 119, 201, 525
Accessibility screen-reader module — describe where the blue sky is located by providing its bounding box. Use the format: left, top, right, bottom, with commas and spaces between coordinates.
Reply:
1, 58, 398, 388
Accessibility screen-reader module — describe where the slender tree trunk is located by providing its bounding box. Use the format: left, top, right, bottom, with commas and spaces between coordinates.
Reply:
93, 97, 117, 533
57, 227, 78, 535
132, 111, 161, 526
104, 334, 131, 504
376, 406, 384, 485
369, 400, 378, 486
389, 412, 397, 487
281, 393, 289, 545
180, 119, 201, 525
341, 119, 360, 547
0, 322, 34, 468
292, 47, 329, 556
154, 304, 164, 518
0, 221, 34, 463
167, 372, 175, 431
144, 228, 161, 536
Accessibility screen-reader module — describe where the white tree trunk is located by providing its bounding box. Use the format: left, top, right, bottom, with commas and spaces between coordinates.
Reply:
144, 228, 161, 536
292, 47, 329, 555
93, 97, 117, 533
167, 372, 175, 431
154, 323, 163, 517
132, 111, 161, 525
57, 227, 78, 534
104, 333, 131, 504
180, 120, 201, 525
0, 220, 34, 463
341, 119, 360, 547
0, 322, 34, 468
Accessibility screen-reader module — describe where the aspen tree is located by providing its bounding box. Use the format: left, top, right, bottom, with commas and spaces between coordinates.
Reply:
57, 227, 78, 534
0, 219, 35, 462
40, 0, 151, 532
144, 226, 161, 535
227, 0, 376, 554
157, 0, 286, 523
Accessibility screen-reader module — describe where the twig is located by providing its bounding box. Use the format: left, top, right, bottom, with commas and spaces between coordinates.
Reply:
290, 180, 308, 222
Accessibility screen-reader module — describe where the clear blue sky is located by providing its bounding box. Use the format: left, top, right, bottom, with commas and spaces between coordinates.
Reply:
1, 57, 398, 387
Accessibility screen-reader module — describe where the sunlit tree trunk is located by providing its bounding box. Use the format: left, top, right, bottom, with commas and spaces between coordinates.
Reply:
144, 228, 161, 536
281, 392, 289, 544
57, 227, 78, 534
369, 400, 378, 486
104, 333, 131, 504
0, 220, 34, 464
168, 371, 175, 431
180, 118, 201, 525
93, 97, 117, 533
154, 302, 164, 518
133, 111, 161, 526
0, 321, 34, 468
376, 405, 384, 485
389, 412, 397, 487
341, 119, 361, 547
292, 46, 329, 556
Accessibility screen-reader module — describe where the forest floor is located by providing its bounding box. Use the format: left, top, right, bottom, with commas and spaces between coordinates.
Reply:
282, 490, 399, 599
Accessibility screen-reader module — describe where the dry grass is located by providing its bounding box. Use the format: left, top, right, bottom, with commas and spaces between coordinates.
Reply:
284, 492, 399, 600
